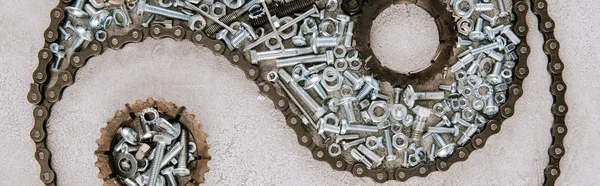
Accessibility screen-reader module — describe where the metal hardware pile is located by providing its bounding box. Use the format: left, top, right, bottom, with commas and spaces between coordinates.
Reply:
112, 108, 195, 186
27, 0, 567, 184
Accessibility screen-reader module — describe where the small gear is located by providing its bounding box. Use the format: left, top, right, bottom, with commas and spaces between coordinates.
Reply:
94, 98, 210, 185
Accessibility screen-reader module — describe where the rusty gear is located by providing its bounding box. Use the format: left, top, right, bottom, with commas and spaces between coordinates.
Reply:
95, 98, 210, 185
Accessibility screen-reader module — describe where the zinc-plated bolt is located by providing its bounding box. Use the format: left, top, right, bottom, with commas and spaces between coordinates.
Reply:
356, 76, 379, 100
402, 151, 410, 168
344, 21, 355, 48
304, 74, 328, 100
497, 0, 509, 18
428, 125, 461, 137
484, 25, 504, 41
123, 178, 137, 186
338, 97, 358, 123
469, 17, 485, 41
403, 85, 445, 108
475, 2, 494, 11
458, 124, 478, 146
57, 26, 71, 41
452, 112, 472, 127
65, 0, 88, 18
383, 130, 396, 161
357, 144, 383, 168
431, 133, 456, 158
84, 3, 112, 30
159, 142, 182, 169
487, 61, 504, 84
275, 50, 334, 67
410, 106, 432, 142
231, 29, 251, 49
350, 148, 373, 169
480, 13, 498, 26
471, 41, 502, 55
343, 70, 364, 90
393, 87, 403, 104
49, 43, 66, 70
501, 25, 521, 45
318, 120, 341, 134
336, 14, 350, 35
216, 29, 234, 50
456, 37, 472, 48
311, 36, 339, 53
335, 134, 360, 143
483, 97, 499, 116
160, 166, 177, 186
371, 91, 389, 100
451, 53, 475, 73
142, 14, 156, 28
428, 144, 437, 162
342, 138, 365, 150
137, 0, 191, 21
250, 47, 314, 64
68, 25, 93, 52
341, 122, 380, 134
488, 50, 505, 62
148, 135, 173, 186
279, 69, 326, 120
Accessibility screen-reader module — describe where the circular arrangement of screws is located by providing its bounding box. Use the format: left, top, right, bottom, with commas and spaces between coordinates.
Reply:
28, 0, 566, 184
95, 98, 210, 185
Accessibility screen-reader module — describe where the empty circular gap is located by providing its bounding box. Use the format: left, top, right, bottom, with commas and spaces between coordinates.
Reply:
371, 4, 439, 74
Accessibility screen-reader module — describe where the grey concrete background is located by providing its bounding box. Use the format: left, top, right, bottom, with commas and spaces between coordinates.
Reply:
1, 0, 599, 185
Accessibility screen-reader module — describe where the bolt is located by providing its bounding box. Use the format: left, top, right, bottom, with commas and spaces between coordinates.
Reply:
483, 97, 499, 116
428, 144, 437, 162
318, 119, 341, 134
204, 0, 258, 35
487, 61, 504, 84
488, 50, 505, 62
469, 17, 485, 41
160, 166, 177, 186
260, 0, 285, 51
480, 13, 498, 26
231, 28, 251, 49
148, 135, 173, 186
384, 130, 396, 161
458, 124, 478, 146
216, 29, 234, 50
344, 21, 355, 47
335, 134, 360, 143
470, 41, 501, 55
338, 96, 358, 123
65, 0, 88, 18
356, 76, 379, 100
428, 125, 461, 137
157, 118, 180, 138
142, 14, 156, 28
250, 47, 314, 64
341, 122, 379, 134
137, 0, 191, 21
451, 53, 474, 73
357, 144, 383, 168
84, 3, 112, 29
501, 25, 521, 45
123, 178, 137, 186
49, 43, 66, 70
467, 54, 485, 75
497, 0, 509, 18
336, 14, 350, 35
278, 69, 326, 120
452, 112, 472, 127
403, 85, 445, 108
159, 142, 182, 169
311, 36, 339, 52
410, 106, 432, 142
475, 2, 494, 11
402, 151, 410, 168
342, 138, 365, 150
350, 148, 373, 169
57, 26, 71, 41
484, 25, 504, 41
68, 25, 93, 52
292, 30, 307, 46
342, 70, 364, 90
304, 74, 328, 100
456, 37, 472, 48
431, 133, 456, 158
119, 127, 139, 145
275, 50, 334, 67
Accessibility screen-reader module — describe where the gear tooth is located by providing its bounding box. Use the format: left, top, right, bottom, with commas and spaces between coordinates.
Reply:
147, 97, 156, 106
103, 177, 120, 186
95, 154, 114, 179
191, 159, 209, 183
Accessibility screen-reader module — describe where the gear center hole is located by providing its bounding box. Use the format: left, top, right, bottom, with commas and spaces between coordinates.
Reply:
371, 4, 439, 74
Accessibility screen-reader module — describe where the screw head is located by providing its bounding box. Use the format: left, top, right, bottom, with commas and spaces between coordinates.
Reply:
303, 74, 322, 89
172, 168, 190, 177
437, 143, 456, 158
403, 85, 416, 108
120, 127, 139, 145
73, 25, 93, 41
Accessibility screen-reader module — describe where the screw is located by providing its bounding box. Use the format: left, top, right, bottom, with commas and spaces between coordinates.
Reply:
410, 106, 432, 143
484, 25, 504, 41
172, 131, 190, 176
356, 76, 379, 100
338, 97, 358, 123
318, 120, 341, 134
452, 112, 472, 127
230, 28, 251, 49
65, 0, 88, 18
431, 133, 456, 158
68, 25, 93, 52
501, 25, 521, 45
451, 53, 474, 73
84, 3, 112, 29
49, 43, 65, 70
204, 0, 257, 35
159, 142, 182, 169
483, 97, 499, 116
160, 166, 177, 186
487, 61, 504, 84
148, 135, 173, 186
474, 2, 494, 11
278, 69, 326, 120
342, 70, 364, 90
250, 47, 314, 64
422, 115, 452, 138
311, 36, 339, 53
260, 0, 285, 51
344, 21, 354, 48
123, 178, 137, 186
335, 134, 360, 143
342, 138, 365, 150
357, 144, 383, 168
304, 74, 328, 100
403, 85, 445, 108
428, 144, 437, 162
292, 29, 307, 46
383, 130, 396, 161
458, 124, 478, 146
456, 37, 472, 48
275, 50, 334, 67
137, 0, 191, 21
428, 125, 461, 137
142, 14, 156, 28
216, 29, 234, 50
470, 41, 502, 55
350, 148, 373, 169
402, 151, 409, 168
469, 17, 485, 41
341, 122, 379, 134
488, 50, 505, 62
336, 14, 350, 35
57, 26, 71, 41
497, 0, 509, 18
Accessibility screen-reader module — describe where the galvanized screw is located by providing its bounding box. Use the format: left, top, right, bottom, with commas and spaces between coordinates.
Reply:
304, 74, 328, 100
160, 166, 177, 186
431, 133, 456, 158
148, 135, 173, 186
341, 122, 379, 134
469, 17, 485, 41
357, 144, 383, 168
383, 130, 396, 161
338, 97, 357, 123
428, 125, 461, 137
344, 22, 355, 48
342, 138, 365, 150
356, 76, 379, 100
278, 69, 326, 120
275, 50, 334, 67
351, 148, 373, 169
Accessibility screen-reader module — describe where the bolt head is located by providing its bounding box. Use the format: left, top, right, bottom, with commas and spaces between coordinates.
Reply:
161, 166, 174, 175
339, 119, 348, 134
436, 143, 456, 158
451, 112, 461, 124
386, 155, 397, 162
74, 25, 93, 41
352, 77, 365, 91
452, 125, 461, 137
153, 134, 173, 143
292, 36, 307, 46
65, 7, 88, 18
216, 29, 229, 40
336, 14, 350, 23
325, 98, 340, 112
172, 168, 191, 177
362, 76, 379, 91
303, 74, 321, 89
468, 31, 485, 42
325, 50, 335, 65
89, 10, 110, 29
403, 85, 415, 108
120, 127, 139, 145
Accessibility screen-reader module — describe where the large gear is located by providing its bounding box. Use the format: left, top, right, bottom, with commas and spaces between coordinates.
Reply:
95, 98, 210, 185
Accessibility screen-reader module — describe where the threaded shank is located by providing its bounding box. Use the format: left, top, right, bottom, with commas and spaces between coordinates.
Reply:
250, 0, 315, 27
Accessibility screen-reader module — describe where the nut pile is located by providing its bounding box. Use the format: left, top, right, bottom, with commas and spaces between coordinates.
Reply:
112, 108, 196, 186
